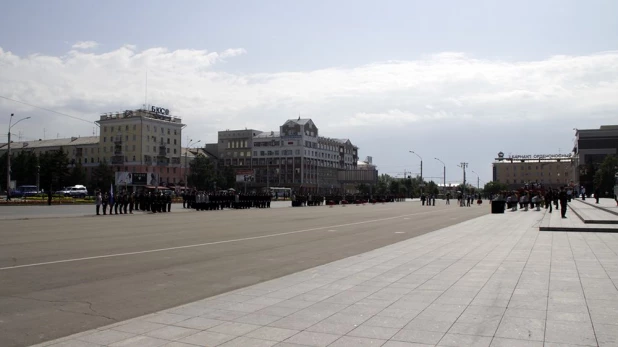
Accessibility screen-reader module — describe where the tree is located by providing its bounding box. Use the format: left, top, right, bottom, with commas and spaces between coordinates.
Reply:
91, 161, 115, 192
216, 165, 236, 190
188, 154, 217, 191
355, 183, 371, 195
426, 181, 439, 195
39, 148, 70, 192
484, 181, 509, 195
593, 155, 618, 197
67, 163, 87, 187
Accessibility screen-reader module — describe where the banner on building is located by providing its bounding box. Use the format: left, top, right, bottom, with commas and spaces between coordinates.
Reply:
235, 169, 254, 183
115, 172, 158, 186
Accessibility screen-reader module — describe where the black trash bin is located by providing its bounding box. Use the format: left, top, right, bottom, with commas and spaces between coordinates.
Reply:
491, 200, 506, 214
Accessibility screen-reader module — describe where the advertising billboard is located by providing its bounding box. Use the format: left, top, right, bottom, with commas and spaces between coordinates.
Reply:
235, 169, 254, 183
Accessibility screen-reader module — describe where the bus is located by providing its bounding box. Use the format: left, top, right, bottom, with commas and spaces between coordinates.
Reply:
268, 187, 291, 200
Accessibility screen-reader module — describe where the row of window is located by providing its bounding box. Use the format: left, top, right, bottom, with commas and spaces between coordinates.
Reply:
503, 171, 570, 177
103, 124, 178, 136
504, 179, 569, 184
504, 165, 571, 171
102, 145, 178, 155
102, 135, 178, 146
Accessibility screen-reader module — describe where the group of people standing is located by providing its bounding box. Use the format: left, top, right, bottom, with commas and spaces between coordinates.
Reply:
94, 190, 172, 215
505, 187, 570, 218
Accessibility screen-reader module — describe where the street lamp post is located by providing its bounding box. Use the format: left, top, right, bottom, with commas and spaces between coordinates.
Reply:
6, 114, 31, 200
434, 157, 446, 193
459, 162, 468, 206
472, 170, 480, 190
409, 150, 423, 194
184, 139, 200, 193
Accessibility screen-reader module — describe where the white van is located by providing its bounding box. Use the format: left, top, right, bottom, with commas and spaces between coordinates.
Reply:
67, 185, 88, 198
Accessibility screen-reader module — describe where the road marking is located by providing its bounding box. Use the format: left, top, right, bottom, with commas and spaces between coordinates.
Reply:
395, 232, 406, 234
327, 230, 337, 232
0, 210, 448, 271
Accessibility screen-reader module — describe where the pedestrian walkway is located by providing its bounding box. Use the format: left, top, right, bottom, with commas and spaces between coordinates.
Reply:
569, 199, 618, 225
33, 211, 618, 347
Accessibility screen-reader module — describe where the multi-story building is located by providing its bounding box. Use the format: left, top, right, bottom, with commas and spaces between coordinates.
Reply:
96, 107, 185, 186
0, 136, 99, 186
1, 107, 186, 188
492, 151, 575, 189
573, 125, 618, 191
215, 118, 360, 193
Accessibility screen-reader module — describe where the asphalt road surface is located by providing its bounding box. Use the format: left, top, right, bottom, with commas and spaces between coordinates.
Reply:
0, 201, 488, 347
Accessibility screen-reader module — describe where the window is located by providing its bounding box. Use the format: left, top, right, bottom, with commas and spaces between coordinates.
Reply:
103, 137, 106, 142
125, 135, 128, 141
173, 148, 177, 154
91, 157, 94, 163
174, 129, 177, 135
247, 151, 251, 157
173, 139, 177, 145
167, 138, 170, 144
167, 148, 170, 153
154, 126, 157, 132
153, 146, 156, 152
240, 152, 245, 157
132, 145, 136, 151
84, 158, 88, 163
167, 129, 170, 135
173, 168, 177, 173
133, 135, 136, 141
132, 155, 136, 161
125, 125, 129, 131
103, 126, 107, 132
254, 151, 258, 156
133, 125, 136, 130
161, 127, 164, 134
147, 125, 150, 131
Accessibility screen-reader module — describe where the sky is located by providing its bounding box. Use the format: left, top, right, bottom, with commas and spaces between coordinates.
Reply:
1, 0, 617, 185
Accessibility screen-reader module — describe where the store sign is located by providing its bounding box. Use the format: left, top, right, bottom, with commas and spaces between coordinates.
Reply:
511, 154, 572, 159
151, 106, 170, 115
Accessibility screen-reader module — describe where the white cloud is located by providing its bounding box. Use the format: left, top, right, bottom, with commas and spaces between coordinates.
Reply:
1, 44, 617, 182
71, 41, 99, 50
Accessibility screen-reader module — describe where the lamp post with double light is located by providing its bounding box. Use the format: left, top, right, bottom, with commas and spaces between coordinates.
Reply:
434, 157, 446, 193
6, 114, 31, 200
409, 150, 423, 194
184, 139, 201, 193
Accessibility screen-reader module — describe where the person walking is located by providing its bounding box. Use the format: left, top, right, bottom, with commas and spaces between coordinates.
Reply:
95, 191, 102, 215
594, 187, 600, 204
544, 188, 553, 213
559, 186, 568, 219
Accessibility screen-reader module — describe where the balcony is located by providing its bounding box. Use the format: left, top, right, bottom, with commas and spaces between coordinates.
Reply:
171, 157, 181, 165
111, 155, 124, 165
157, 156, 169, 166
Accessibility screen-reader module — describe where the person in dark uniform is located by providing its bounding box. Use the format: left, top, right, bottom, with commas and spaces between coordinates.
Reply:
129, 192, 134, 214
559, 186, 568, 218
102, 192, 108, 215
123, 191, 129, 214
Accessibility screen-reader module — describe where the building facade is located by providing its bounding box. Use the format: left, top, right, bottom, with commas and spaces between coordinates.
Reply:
574, 125, 618, 191
95, 108, 185, 186
215, 118, 362, 193
492, 151, 575, 189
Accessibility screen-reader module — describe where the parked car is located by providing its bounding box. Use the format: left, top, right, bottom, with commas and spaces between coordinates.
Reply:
10, 185, 39, 198
65, 185, 88, 198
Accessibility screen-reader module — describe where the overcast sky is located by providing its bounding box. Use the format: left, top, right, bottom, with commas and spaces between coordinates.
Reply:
1, 0, 617, 185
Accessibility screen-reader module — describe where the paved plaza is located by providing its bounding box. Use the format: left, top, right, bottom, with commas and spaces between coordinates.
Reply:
27, 204, 618, 347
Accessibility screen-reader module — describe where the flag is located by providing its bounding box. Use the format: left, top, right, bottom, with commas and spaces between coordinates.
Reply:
110, 183, 114, 205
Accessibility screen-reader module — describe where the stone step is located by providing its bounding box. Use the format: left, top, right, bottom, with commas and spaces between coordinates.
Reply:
539, 205, 618, 232
569, 199, 618, 224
